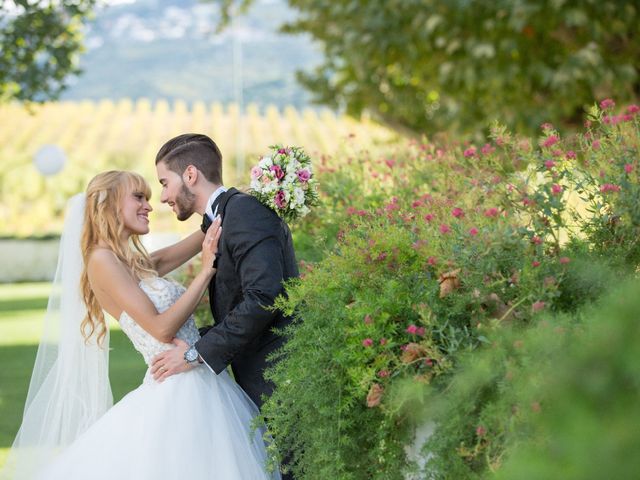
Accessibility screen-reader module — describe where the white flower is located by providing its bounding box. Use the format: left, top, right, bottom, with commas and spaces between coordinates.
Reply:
258, 156, 272, 169
293, 187, 305, 207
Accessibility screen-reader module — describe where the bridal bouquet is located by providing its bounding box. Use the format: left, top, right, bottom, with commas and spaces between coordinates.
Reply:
249, 145, 319, 222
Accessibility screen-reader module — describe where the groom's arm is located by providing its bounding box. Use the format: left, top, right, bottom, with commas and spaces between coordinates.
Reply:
195, 197, 285, 374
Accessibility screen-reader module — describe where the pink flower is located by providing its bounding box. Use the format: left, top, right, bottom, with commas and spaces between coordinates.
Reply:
543, 135, 559, 148
592, 139, 601, 150
452, 207, 465, 218
566, 150, 576, 159
627, 104, 640, 115
416, 327, 426, 336
469, 227, 479, 236
412, 200, 423, 209
251, 166, 263, 180
559, 257, 571, 265
270, 164, 284, 180
624, 164, 633, 174
424, 213, 434, 222
274, 190, 287, 209
364, 314, 373, 325
600, 183, 621, 193
377, 370, 390, 378
476, 426, 487, 437
544, 160, 555, 169
297, 168, 311, 182
481, 143, 495, 155
463, 147, 477, 158
532, 260, 541, 268
427, 256, 437, 266
541, 122, 554, 131
523, 197, 534, 207
362, 338, 373, 347
385, 158, 396, 169
277, 148, 288, 154
406, 324, 419, 334
532, 301, 546, 312
484, 207, 499, 218
439, 224, 451, 234
551, 184, 563, 195
379, 338, 387, 346
531, 236, 543, 245
600, 98, 615, 110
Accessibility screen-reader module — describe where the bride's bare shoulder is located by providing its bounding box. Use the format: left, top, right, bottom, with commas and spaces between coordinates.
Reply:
87, 248, 128, 282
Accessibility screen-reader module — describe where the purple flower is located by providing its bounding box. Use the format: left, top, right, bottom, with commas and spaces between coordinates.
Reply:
600, 98, 615, 110
297, 168, 311, 183
274, 190, 287, 209
270, 165, 284, 180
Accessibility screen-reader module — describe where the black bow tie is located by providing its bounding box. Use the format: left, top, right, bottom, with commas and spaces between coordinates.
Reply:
200, 214, 212, 233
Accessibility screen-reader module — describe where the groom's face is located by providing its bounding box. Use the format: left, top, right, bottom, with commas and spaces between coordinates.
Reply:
156, 161, 197, 221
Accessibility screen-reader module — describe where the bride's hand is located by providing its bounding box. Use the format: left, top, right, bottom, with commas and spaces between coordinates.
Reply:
201, 216, 222, 275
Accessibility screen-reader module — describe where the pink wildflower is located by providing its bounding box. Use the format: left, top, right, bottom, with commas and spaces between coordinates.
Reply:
600, 98, 615, 110
559, 257, 571, 265
476, 426, 487, 437
531, 236, 543, 245
385, 158, 396, 169
566, 150, 576, 159
362, 338, 374, 347
406, 325, 419, 334
484, 207, 499, 218
364, 314, 373, 325
592, 139, 601, 150
469, 227, 479, 236
551, 184, 563, 195
532, 260, 541, 268
427, 256, 437, 266
379, 338, 388, 346
624, 164, 633, 174
463, 147, 477, 158
543, 135, 559, 148
452, 207, 465, 218
424, 213, 434, 223
377, 370, 390, 378
544, 160, 556, 169
541, 122, 554, 131
481, 143, 495, 155
600, 183, 621, 193
627, 104, 640, 115
439, 224, 451, 234
412, 200, 424, 209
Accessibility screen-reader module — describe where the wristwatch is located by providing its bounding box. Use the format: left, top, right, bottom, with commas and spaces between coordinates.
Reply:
184, 345, 199, 364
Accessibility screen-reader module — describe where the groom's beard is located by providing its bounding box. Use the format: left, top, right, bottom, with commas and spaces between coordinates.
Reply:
175, 183, 197, 221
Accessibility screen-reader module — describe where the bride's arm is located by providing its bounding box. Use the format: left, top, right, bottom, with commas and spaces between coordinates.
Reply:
150, 229, 205, 277
88, 227, 221, 343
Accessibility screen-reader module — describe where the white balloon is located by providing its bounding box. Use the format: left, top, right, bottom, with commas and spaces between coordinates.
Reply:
34, 145, 66, 176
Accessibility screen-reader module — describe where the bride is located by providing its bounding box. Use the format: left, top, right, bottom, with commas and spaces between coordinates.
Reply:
1, 171, 279, 480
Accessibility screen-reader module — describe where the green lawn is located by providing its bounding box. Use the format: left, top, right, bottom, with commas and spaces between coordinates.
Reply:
0, 282, 147, 468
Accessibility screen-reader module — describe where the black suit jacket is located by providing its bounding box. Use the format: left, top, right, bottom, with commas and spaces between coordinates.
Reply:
195, 188, 299, 407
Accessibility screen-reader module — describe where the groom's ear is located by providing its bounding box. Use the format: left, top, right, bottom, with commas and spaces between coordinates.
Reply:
182, 165, 198, 186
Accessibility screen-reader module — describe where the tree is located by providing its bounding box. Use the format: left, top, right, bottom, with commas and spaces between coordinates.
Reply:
217, 0, 639, 135
0, 0, 95, 103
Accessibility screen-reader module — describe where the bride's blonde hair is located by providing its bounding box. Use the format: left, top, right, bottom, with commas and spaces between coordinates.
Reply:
80, 171, 156, 344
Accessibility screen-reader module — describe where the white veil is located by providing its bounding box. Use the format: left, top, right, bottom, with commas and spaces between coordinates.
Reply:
1, 194, 113, 479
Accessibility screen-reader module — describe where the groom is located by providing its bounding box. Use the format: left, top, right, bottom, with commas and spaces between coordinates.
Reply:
150, 133, 299, 412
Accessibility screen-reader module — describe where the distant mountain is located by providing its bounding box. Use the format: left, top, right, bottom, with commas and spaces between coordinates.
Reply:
61, 0, 322, 110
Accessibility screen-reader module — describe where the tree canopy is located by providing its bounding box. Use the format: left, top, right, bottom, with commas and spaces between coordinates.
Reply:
219, 0, 639, 135
0, 0, 95, 102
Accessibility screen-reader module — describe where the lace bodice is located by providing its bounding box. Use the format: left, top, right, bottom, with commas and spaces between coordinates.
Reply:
118, 276, 200, 366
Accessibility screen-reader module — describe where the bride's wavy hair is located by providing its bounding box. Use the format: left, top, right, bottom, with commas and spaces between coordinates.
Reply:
80, 171, 156, 345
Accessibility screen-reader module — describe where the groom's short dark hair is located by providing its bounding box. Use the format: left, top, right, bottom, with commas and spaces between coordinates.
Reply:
155, 134, 223, 184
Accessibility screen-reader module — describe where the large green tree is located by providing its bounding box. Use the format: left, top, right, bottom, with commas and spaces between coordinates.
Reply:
219, 0, 639, 135
0, 0, 95, 102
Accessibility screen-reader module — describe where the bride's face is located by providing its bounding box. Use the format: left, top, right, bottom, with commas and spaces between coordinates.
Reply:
121, 188, 152, 236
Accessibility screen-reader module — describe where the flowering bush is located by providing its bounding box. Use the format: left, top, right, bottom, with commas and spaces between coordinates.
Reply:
262, 99, 640, 478
249, 145, 319, 223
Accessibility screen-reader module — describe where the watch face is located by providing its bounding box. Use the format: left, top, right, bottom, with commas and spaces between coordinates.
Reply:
185, 347, 198, 362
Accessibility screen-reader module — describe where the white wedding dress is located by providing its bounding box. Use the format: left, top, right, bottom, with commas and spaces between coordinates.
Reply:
37, 276, 278, 480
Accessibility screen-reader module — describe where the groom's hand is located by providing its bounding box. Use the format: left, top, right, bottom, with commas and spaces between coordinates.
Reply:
150, 338, 196, 382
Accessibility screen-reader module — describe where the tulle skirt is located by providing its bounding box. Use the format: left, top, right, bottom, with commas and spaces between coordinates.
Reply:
37, 367, 278, 480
